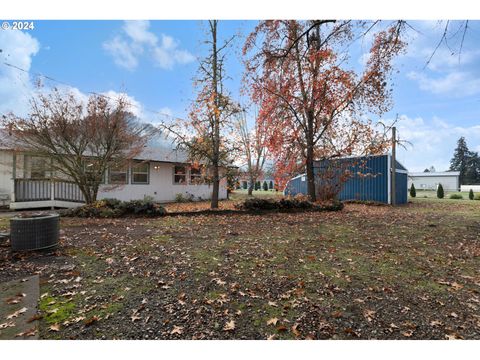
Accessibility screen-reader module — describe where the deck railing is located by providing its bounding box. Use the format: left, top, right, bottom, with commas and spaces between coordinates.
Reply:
14, 179, 85, 203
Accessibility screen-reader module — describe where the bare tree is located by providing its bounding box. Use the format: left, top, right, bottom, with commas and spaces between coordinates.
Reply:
234, 109, 268, 196
2, 88, 155, 204
159, 20, 239, 209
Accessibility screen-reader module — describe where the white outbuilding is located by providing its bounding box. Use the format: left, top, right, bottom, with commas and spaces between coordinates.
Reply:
408, 171, 460, 192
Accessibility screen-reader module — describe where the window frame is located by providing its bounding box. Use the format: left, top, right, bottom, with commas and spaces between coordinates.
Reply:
131, 161, 150, 185
108, 164, 129, 185
173, 164, 187, 185
189, 166, 203, 185
29, 156, 47, 179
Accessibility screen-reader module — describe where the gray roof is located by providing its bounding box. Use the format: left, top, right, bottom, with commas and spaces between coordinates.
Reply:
0, 129, 191, 164
409, 171, 460, 177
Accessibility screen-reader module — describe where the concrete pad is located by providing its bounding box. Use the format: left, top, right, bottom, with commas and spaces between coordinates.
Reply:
0, 275, 39, 339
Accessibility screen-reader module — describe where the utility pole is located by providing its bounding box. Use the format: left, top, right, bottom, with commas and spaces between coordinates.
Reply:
391, 126, 396, 206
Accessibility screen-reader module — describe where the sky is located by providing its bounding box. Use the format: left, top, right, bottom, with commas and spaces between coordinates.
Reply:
0, 20, 479, 172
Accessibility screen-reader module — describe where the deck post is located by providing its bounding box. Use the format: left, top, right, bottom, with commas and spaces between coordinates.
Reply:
11, 151, 16, 203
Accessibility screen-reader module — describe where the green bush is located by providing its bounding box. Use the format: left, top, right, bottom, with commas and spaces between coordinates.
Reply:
174, 193, 194, 203
437, 184, 444, 199
263, 181, 269, 191
449, 193, 463, 200
64, 197, 166, 218
409, 184, 416, 198
269, 181, 273, 190
469, 189, 474, 200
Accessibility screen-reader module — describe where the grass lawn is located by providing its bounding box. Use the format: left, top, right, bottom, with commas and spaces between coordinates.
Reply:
0, 194, 479, 339
412, 189, 475, 200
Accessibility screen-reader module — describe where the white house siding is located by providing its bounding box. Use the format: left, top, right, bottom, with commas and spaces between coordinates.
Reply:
408, 173, 459, 191
0, 151, 13, 198
461, 185, 480, 192
97, 161, 227, 203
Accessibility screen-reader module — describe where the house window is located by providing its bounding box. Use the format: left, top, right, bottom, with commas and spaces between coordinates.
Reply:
30, 156, 47, 179
174, 165, 186, 184
190, 166, 203, 184
109, 165, 128, 184
131, 161, 149, 184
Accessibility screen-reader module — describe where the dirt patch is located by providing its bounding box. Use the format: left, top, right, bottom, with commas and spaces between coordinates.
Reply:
0, 199, 479, 339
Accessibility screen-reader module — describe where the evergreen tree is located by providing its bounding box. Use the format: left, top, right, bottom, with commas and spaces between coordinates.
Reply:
269, 180, 273, 190
409, 184, 416, 198
423, 168, 430, 172
469, 189, 474, 200
450, 137, 472, 185
437, 183, 444, 199
254, 181, 260, 191
263, 181, 268, 191
465, 153, 480, 185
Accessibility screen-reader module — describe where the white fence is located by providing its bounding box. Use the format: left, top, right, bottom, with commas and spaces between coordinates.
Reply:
460, 185, 480, 192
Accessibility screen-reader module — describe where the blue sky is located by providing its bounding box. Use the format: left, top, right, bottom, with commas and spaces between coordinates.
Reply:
1, 20, 479, 172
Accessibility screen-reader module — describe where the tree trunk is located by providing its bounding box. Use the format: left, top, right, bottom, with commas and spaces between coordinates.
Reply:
306, 111, 316, 202
210, 20, 220, 209
306, 146, 316, 202
247, 175, 255, 196
211, 163, 220, 208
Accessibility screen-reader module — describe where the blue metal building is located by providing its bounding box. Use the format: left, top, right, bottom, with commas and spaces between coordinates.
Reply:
284, 154, 408, 204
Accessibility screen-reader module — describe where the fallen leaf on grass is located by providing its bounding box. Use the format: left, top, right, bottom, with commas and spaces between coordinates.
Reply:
363, 309, 376, 322
267, 334, 276, 340
266, 317, 279, 326
276, 325, 288, 332
223, 320, 235, 331
430, 320, 444, 327
268, 301, 278, 307
291, 323, 301, 337
49, 324, 61, 332
171, 325, 184, 335
15, 327, 37, 337
27, 314, 43, 323
0, 321, 15, 329
445, 333, 464, 340
402, 330, 414, 337
84, 316, 99, 326
6, 307, 27, 319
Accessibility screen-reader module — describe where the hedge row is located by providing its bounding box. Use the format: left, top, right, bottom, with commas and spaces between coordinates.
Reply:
64, 198, 167, 218
234, 197, 344, 212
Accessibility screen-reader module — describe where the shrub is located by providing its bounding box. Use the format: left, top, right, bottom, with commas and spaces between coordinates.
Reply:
64, 197, 166, 218
409, 184, 416, 198
469, 189, 474, 200
269, 181, 273, 190
235, 197, 343, 212
174, 193, 194, 203
437, 184, 444, 199
449, 193, 463, 200
254, 181, 260, 191
262, 181, 269, 191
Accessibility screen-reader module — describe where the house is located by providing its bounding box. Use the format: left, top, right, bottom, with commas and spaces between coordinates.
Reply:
284, 154, 408, 204
0, 139, 228, 210
407, 171, 460, 192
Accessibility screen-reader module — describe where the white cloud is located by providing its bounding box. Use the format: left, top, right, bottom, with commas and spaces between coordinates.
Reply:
0, 29, 40, 117
392, 114, 480, 172
103, 21, 195, 71
403, 21, 480, 97
407, 71, 480, 97
102, 36, 140, 71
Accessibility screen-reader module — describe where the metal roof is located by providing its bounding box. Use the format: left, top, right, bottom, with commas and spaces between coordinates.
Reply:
408, 172, 460, 177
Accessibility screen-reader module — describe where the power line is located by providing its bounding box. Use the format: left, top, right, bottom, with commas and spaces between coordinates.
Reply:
1, 61, 188, 123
